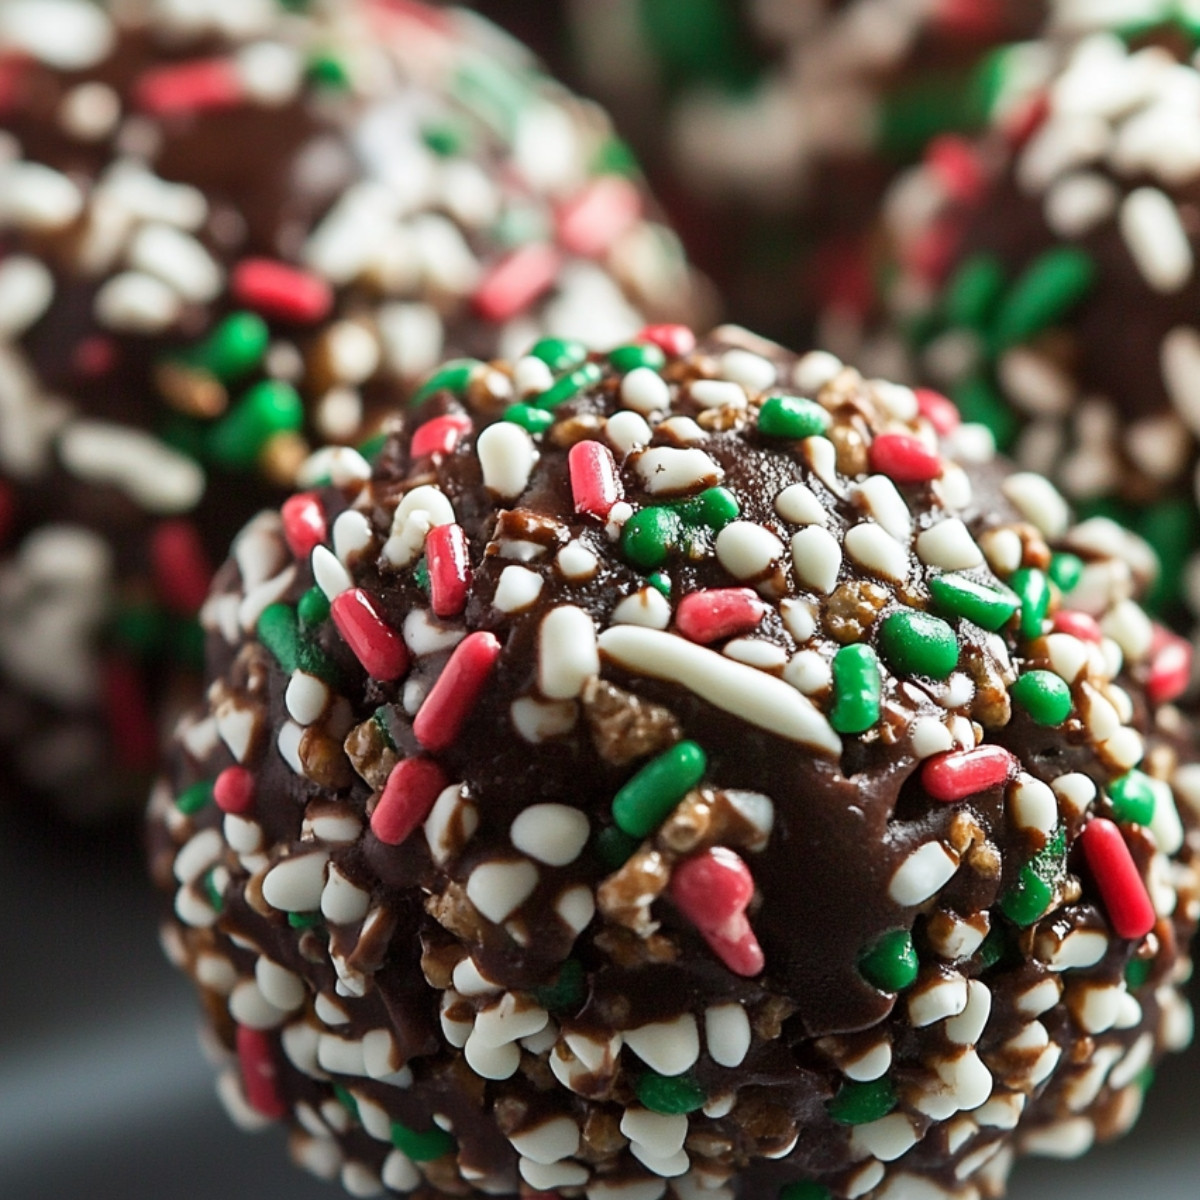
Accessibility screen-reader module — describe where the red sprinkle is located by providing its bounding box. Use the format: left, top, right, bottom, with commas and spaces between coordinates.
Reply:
914, 387, 961, 435
236, 1026, 287, 1120
904, 217, 961, 287
331, 588, 410, 681
926, 135, 986, 204
1003, 90, 1051, 150
1052, 609, 1102, 644
72, 335, 118, 378
568, 440, 623, 520
669, 847, 764, 977
232, 259, 333, 324
1080, 817, 1156, 940
868, 432, 943, 483
411, 413, 472, 459
675, 588, 766, 644
922, 745, 1017, 803
637, 324, 695, 358
556, 176, 643, 258
103, 656, 159, 773
281, 492, 328, 560
413, 630, 502, 752
152, 520, 213, 614
0, 57, 29, 116
425, 523, 472, 619
371, 756, 449, 846
135, 58, 243, 116
214, 766, 256, 815
1146, 625, 1191, 706
472, 244, 563, 323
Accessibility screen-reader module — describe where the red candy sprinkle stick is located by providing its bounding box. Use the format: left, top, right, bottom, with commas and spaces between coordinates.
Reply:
135, 58, 243, 115
637, 324, 695, 358
557, 176, 643, 258
411, 413, 472, 459
103, 656, 159, 773
413, 631, 501, 752
472, 244, 563, 323
214, 766, 256, 815
152, 520, 213, 615
1146, 625, 1192, 706
281, 492, 328, 560
1080, 818, 1156, 940
669, 847, 764, 978
236, 1026, 287, 1120
1051, 610, 1102, 643
922, 745, 1017, 802
331, 588, 410, 681
232, 259, 333, 324
868, 432, 942, 483
371, 756, 449, 846
569, 440, 622, 520
675, 588, 766, 644
914, 387, 960, 435
425, 523, 471, 619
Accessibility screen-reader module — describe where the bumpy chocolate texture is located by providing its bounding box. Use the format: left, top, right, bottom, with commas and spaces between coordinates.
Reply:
150, 324, 1200, 1200
0, 0, 701, 810
848, 26, 1200, 618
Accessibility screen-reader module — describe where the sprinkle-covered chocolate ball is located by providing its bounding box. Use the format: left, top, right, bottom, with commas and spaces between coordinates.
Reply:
0, 0, 702, 812
150, 325, 1199, 1200
848, 26, 1200, 618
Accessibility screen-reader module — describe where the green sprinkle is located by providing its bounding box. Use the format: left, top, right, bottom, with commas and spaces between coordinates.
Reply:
858, 929, 919, 993
529, 337, 588, 373
621, 506, 683, 569
951, 374, 1020, 451
1011, 568, 1051, 640
532, 959, 586, 1013
827, 1077, 897, 1125
612, 741, 707, 838
648, 571, 672, 597
169, 616, 205, 671
413, 558, 430, 594
1000, 828, 1066, 927
830, 644, 882, 734
1048, 552, 1084, 593
453, 56, 526, 138
944, 253, 1006, 330
1107, 770, 1157, 827
111, 604, 169, 655
757, 394, 831, 439
258, 603, 302, 673
990, 246, 1096, 351
176, 779, 214, 815
287, 911, 324, 930
412, 359, 481, 406
358, 431, 388, 464
1137, 498, 1198, 615
878, 610, 959, 679
202, 867, 224, 913
333, 1084, 360, 1121
390, 1120, 455, 1162
421, 119, 468, 157
503, 403, 555, 434
207, 380, 303, 468
977, 927, 1009, 972
372, 706, 398, 752
929, 573, 1019, 632
307, 52, 351, 90
780, 1184, 832, 1200
1011, 670, 1072, 726
591, 136, 639, 177
595, 825, 641, 871
608, 342, 666, 373
676, 486, 740, 532
536, 361, 603, 409
298, 586, 330, 630
1125, 956, 1153, 990
635, 1072, 706, 1115
180, 311, 268, 382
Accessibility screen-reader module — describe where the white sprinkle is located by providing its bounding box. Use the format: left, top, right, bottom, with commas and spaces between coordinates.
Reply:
0, 0, 114, 69
515, 355, 555, 396
720, 348, 776, 391
423, 784, 477, 867
557, 539, 599, 580
256, 958, 306, 1013
236, 39, 304, 104
130, 223, 224, 303
0, 159, 84, 230
1044, 171, 1118, 238
910, 718, 954, 759
321, 865, 371, 926
1120, 187, 1193, 293
855, 476, 911, 542
935, 463, 974, 511
0, 256, 53, 337
494, 565, 544, 613
779, 598, 817, 645
916, 519, 983, 571
466, 859, 539, 924
715, 521, 784, 580
297, 446, 372, 489
1044, 928, 1108, 971
94, 271, 182, 333
510, 1116, 581, 1165
689, 379, 747, 410
520, 1160, 589, 1190
477, 422, 537, 499
724, 638, 787, 670
655, 415, 706, 443
889, 842, 960, 906
555, 885, 595, 935
511, 804, 590, 866
510, 696, 578, 744
612, 587, 673, 629
285, 672, 328, 726
263, 851, 330, 913
324, 322, 380, 385
311, 545, 352, 601
944, 980, 992, 1048
1100, 598, 1154, 661
229, 980, 287, 1031
474, 994, 550, 1049
607, 410, 652, 455
844, 523, 909, 583
784, 650, 831, 695
539, 606, 599, 699
1001, 472, 1071, 540
635, 446, 723, 494
794, 350, 843, 391
849, 1113, 919, 1163
980, 528, 1023, 576
801, 435, 844, 495
1161, 326, 1200, 436
452, 956, 501, 998
173, 828, 224, 886
624, 1014, 700, 1076
908, 974, 969, 1028
331, 511, 372, 568
1009, 775, 1059, 838
998, 347, 1076, 417
621, 366, 672, 413
1148, 778, 1185, 855
704, 1004, 751, 1068
775, 482, 827, 525
599, 624, 842, 754
790, 526, 842, 593
464, 1030, 521, 1080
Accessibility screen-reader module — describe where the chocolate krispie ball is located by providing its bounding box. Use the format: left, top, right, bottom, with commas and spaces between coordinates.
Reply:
850, 28, 1200, 618
0, 0, 702, 813
150, 325, 1200, 1200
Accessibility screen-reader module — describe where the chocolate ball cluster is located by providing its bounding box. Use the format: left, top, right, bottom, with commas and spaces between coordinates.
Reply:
150, 325, 1199, 1200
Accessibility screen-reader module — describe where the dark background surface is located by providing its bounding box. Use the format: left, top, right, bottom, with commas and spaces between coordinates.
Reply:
0, 798, 1196, 1200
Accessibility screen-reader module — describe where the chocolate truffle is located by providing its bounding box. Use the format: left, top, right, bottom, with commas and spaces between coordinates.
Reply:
150, 325, 1199, 1200
0, 0, 702, 813
848, 26, 1200, 618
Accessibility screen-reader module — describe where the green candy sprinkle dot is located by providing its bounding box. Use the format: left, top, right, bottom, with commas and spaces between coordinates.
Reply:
676, 485, 740, 532
297, 586, 330, 629
176, 779, 214, 815
413, 559, 430, 594
529, 337, 588, 373
390, 1121, 455, 1162
533, 959, 586, 1013
287, 911, 323, 930
858, 929, 919, 993
757, 394, 831, 439
358, 431, 388, 464
621, 506, 684, 569
830, 643, 882, 734
1107, 770, 1157, 827
1011, 568, 1051, 640
608, 342, 666, 373
944, 252, 1005, 330
780, 1184, 832, 1200
181, 311, 268, 381
595, 825, 641, 871
878, 610, 959, 679
1048, 552, 1084, 593
827, 1077, 897, 1126
537, 361, 603, 409
411, 358, 481, 406
928, 573, 1018, 632
1000, 828, 1066, 927
333, 1084, 360, 1121
991, 246, 1096, 352
1011, 670, 1072, 726
503, 403, 555, 434
636, 1072, 707, 1115
1125, 956, 1153, 990
612, 741, 707, 838
207, 380, 303, 467
648, 571, 672, 597
202, 867, 224, 913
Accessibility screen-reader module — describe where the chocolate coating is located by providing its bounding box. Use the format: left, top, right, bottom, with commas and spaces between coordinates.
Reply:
0, 0, 702, 812
151, 325, 1199, 1199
